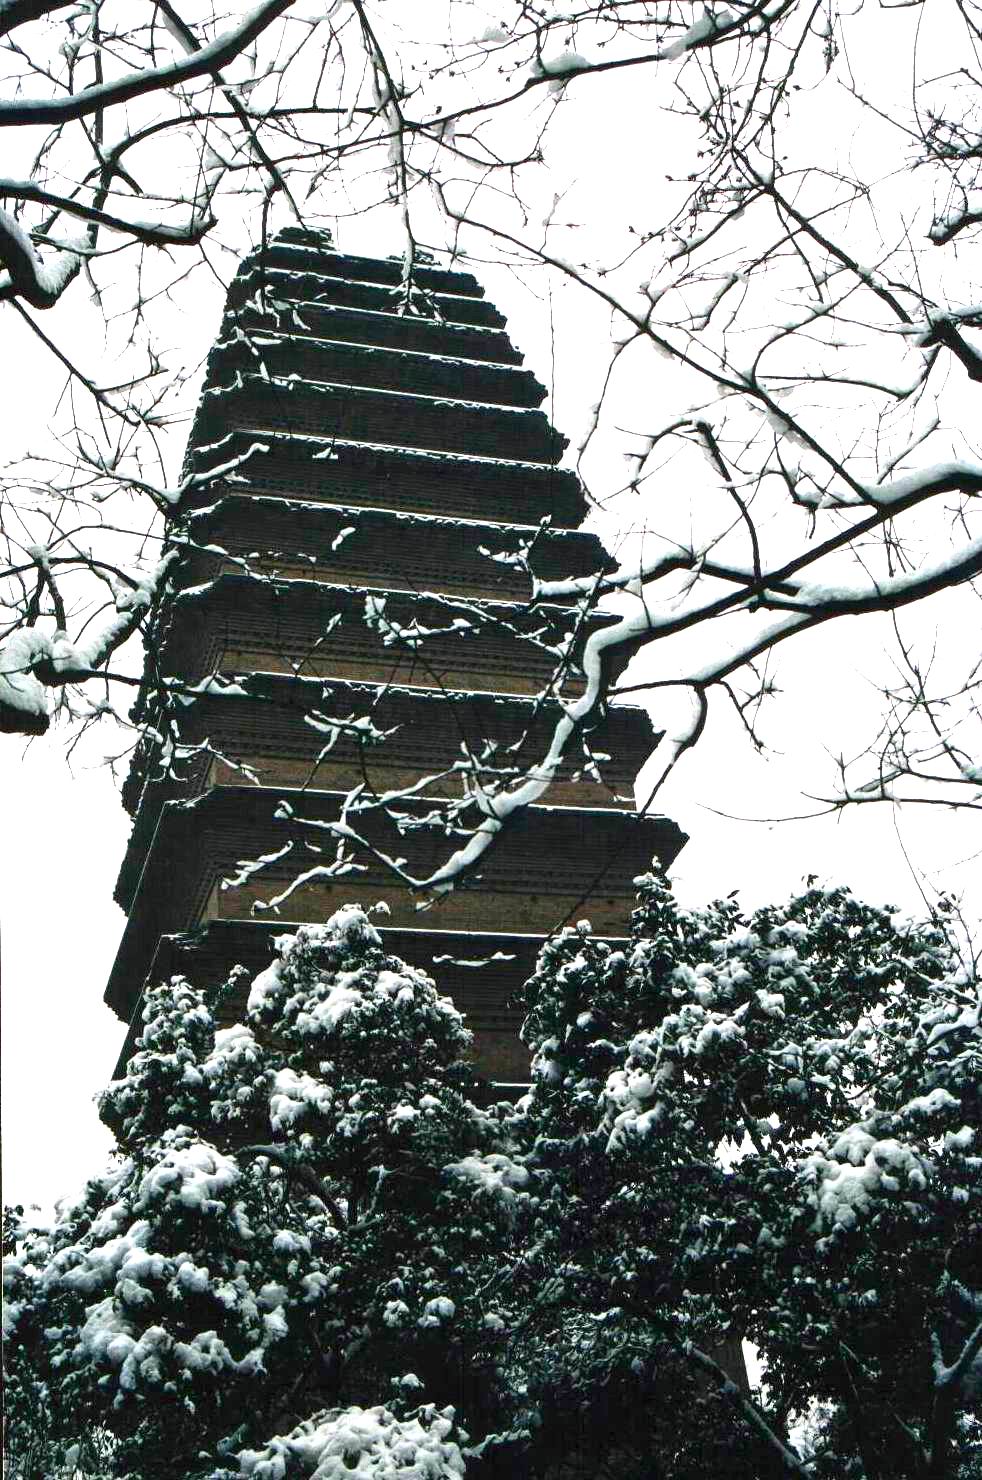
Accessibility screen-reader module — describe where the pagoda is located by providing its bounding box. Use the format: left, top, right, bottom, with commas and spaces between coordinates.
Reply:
106, 228, 686, 1087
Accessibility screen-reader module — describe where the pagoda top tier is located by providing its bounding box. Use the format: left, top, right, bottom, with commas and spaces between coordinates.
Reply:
181, 229, 589, 527
245, 226, 489, 293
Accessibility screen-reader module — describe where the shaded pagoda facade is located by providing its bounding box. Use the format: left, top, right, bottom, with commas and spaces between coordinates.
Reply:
106, 228, 686, 1086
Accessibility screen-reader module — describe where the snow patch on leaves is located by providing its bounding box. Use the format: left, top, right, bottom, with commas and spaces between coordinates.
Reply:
803, 1125, 929, 1234
237, 1403, 467, 1480
135, 1140, 239, 1214
445, 1152, 530, 1202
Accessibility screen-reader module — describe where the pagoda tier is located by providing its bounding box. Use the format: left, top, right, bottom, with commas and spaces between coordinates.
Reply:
107, 229, 685, 1084
178, 496, 614, 602
235, 234, 491, 293
183, 431, 588, 526
200, 372, 566, 460
158, 575, 641, 697
208, 330, 548, 407
105, 785, 682, 1018
117, 678, 657, 890
226, 252, 506, 326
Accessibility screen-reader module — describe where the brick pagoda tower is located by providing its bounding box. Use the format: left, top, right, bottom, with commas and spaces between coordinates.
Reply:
106, 228, 686, 1086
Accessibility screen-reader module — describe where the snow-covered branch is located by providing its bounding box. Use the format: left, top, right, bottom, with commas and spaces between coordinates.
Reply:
0, 551, 178, 735
0, 180, 215, 250
0, 0, 74, 39
681, 1342, 811, 1478
0, 207, 86, 308
0, 0, 297, 127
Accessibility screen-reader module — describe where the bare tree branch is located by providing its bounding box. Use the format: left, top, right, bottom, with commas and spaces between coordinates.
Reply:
0, 0, 297, 127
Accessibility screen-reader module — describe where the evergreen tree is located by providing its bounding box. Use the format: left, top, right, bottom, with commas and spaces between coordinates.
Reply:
3, 906, 525, 1478
515, 877, 981, 1478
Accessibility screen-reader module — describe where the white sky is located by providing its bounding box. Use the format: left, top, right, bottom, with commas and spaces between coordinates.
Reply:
2, 6, 979, 1215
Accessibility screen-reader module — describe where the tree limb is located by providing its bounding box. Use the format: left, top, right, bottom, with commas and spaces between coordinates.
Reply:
239, 1143, 348, 1228
681, 1341, 812, 1478
0, 0, 297, 127
0, 0, 74, 41
0, 205, 85, 306
0, 178, 215, 247
929, 1319, 982, 1480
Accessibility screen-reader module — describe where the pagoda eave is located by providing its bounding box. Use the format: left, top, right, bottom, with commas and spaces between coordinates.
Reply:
182, 432, 588, 526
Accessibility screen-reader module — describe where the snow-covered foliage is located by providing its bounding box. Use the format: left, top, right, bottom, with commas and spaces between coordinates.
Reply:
5, 889, 980, 1478
3, 906, 522, 1479
516, 876, 982, 1478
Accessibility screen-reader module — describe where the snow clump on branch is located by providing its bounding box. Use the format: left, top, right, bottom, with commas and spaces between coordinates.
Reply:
528, 50, 590, 91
